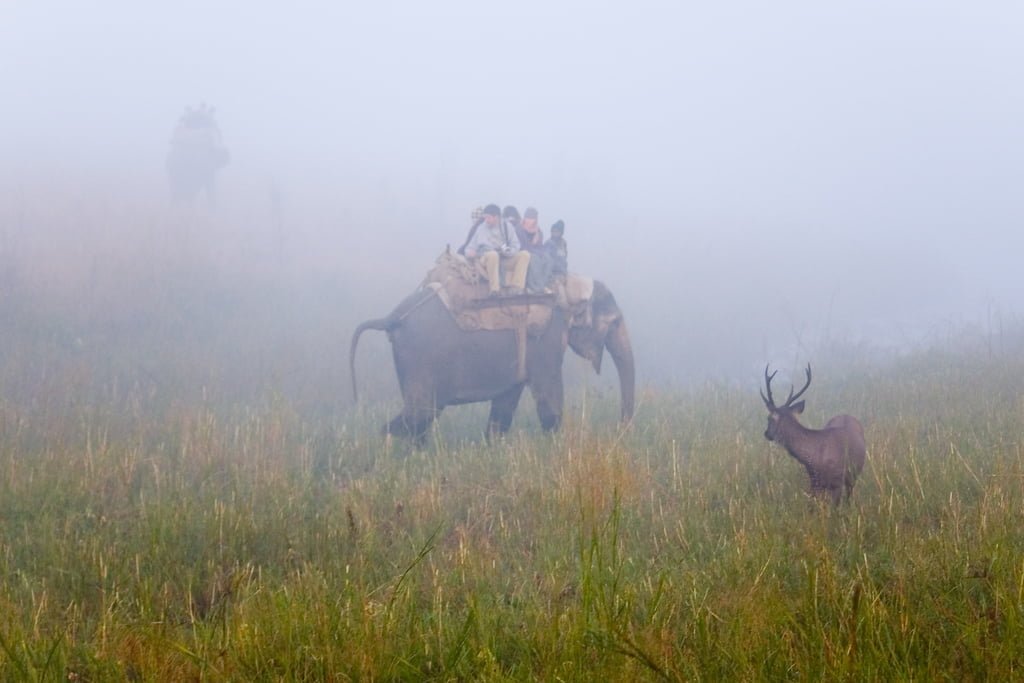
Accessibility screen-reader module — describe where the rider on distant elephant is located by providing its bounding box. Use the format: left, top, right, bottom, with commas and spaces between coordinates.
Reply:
464, 204, 530, 296
166, 103, 230, 205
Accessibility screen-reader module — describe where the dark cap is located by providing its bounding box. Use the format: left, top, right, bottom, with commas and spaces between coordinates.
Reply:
502, 205, 520, 220
483, 204, 501, 216
550, 219, 565, 234
524, 207, 538, 220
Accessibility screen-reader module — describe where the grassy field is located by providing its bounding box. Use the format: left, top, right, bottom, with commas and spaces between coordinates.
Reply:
1, 334, 1023, 680
2, 195, 1024, 680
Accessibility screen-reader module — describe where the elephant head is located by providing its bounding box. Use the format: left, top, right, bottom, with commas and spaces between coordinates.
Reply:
567, 280, 635, 421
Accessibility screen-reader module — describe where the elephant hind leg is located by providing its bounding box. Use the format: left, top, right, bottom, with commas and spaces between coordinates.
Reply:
487, 384, 525, 440
383, 409, 438, 443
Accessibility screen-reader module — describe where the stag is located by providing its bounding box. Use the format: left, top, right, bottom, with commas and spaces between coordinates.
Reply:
760, 364, 866, 504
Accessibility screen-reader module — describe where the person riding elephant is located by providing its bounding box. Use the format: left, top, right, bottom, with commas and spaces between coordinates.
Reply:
464, 204, 530, 296
546, 219, 568, 277
502, 205, 522, 241
518, 206, 556, 293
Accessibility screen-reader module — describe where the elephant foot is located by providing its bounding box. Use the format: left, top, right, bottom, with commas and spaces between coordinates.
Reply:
486, 420, 511, 443
383, 413, 435, 442
539, 414, 562, 432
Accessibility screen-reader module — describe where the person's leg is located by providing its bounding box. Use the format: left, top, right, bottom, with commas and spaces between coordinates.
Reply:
481, 251, 500, 293
508, 251, 530, 290
526, 252, 553, 293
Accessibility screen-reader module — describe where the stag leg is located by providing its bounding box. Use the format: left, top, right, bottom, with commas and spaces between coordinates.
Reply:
829, 486, 843, 506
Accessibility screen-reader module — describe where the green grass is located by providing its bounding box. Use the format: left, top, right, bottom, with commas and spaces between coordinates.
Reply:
2, 192, 1023, 679
1, 348, 1024, 681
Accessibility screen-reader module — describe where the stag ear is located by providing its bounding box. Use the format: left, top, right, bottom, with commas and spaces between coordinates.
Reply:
790, 400, 805, 414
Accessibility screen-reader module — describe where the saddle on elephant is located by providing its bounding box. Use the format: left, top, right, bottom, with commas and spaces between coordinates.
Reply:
421, 249, 593, 329
418, 249, 595, 380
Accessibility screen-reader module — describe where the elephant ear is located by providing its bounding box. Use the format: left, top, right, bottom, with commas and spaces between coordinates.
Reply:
568, 325, 606, 373
568, 281, 621, 374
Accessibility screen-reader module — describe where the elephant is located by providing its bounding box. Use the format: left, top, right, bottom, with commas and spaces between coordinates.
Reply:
349, 280, 634, 440
166, 104, 230, 206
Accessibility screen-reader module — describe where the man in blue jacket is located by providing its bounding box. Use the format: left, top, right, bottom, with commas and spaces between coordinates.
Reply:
464, 204, 530, 296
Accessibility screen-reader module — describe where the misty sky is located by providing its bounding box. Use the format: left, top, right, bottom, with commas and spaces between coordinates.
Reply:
3, 2, 1023, 381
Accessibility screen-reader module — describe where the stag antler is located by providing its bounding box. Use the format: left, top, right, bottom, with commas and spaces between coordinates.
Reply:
761, 364, 778, 409
784, 364, 812, 407
763, 363, 813, 410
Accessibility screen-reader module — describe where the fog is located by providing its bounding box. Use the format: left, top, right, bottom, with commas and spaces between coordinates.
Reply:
3, 2, 1023, 400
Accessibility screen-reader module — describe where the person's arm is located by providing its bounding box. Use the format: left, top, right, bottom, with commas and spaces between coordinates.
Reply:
465, 229, 480, 258
458, 218, 484, 255
507, 224, 521, 252
467, 224, 493, 257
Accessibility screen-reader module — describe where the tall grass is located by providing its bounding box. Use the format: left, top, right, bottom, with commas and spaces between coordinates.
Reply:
1, 346, 1023, 680
2, 190, 1023, 679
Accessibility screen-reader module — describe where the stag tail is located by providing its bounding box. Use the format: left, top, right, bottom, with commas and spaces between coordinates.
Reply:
349, 317, 393, 403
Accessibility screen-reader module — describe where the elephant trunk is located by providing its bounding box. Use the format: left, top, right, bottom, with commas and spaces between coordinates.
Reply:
606, 319, 635, 421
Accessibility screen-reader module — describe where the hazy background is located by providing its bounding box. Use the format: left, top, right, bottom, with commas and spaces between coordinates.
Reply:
2, 2, 1022, 414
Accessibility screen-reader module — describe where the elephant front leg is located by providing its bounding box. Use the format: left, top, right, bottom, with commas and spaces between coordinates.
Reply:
537, 408, 561, 432
487, 384, 525, 439
533, 375, 564, 432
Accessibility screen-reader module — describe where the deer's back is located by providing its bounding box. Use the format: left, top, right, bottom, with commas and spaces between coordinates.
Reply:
824, 414, 866, 468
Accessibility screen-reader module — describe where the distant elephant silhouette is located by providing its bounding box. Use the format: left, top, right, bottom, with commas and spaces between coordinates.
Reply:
166, 103, 229, 206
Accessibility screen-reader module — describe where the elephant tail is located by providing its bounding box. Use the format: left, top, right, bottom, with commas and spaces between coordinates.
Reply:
349, 317, 393, 403
349, 287, 439, 403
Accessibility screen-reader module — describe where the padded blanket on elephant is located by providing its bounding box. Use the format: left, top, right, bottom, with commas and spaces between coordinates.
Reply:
423, 281, 551, 335
421, 250, 593, 334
